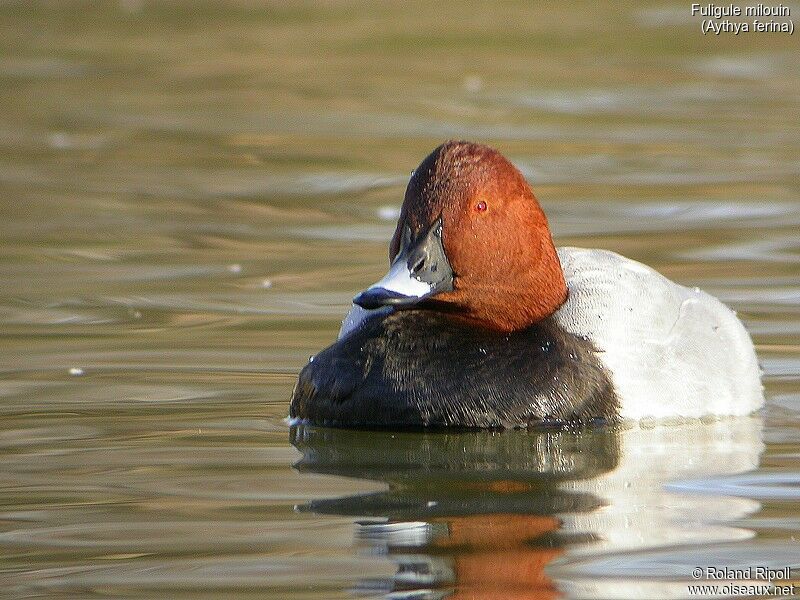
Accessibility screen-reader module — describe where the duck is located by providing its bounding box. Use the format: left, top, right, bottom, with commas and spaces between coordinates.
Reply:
290, 141, 764, 428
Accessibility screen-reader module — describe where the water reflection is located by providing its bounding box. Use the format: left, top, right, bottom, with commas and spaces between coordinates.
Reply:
291, 418, 764, 599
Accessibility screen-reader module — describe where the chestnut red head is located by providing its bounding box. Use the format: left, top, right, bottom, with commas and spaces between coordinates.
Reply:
354, 141, 567, 332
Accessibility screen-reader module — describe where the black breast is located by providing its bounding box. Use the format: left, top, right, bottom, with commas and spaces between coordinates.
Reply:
290, 310, 618, 429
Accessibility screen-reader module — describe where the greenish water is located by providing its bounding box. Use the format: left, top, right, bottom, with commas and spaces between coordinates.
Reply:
1, 1, 799, 598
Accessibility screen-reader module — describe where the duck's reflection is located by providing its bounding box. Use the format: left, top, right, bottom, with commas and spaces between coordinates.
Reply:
290, 418, 763, 599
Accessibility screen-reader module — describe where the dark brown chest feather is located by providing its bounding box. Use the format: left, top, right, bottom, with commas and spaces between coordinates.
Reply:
290, 310, 617, 428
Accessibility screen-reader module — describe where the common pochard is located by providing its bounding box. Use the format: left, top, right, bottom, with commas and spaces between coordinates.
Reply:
290, 141, 764, 428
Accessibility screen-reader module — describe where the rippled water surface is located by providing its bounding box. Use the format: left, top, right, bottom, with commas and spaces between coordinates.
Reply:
1, 2, 799, 598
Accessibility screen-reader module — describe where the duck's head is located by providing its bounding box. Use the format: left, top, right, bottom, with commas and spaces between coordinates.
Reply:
354, 141, 567, 332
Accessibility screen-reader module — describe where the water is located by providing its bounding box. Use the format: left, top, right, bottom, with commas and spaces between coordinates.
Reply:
1, 1, 799, 598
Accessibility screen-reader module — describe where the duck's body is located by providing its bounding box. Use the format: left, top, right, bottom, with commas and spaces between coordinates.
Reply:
290, 141, 763, 428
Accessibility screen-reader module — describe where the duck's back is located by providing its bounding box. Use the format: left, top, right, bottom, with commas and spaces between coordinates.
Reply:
554, 247, 764, 420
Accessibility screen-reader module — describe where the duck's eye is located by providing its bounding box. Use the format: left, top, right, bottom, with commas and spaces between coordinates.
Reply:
475, 200, 487, 212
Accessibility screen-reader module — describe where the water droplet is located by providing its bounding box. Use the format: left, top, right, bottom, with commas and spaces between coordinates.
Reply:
377, 206, 401, 221
48, 132, 71, 149
118, 0, 143, 13
463, 75, 483, 92
68, 367, 84, 376
479, 347, 487, 355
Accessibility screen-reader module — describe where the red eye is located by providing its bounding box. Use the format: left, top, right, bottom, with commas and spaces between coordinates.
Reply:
475, 201, 487, 212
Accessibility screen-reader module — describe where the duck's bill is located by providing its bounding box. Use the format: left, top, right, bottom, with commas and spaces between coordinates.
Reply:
353, 260, 435, 309
353, 216, 453, 310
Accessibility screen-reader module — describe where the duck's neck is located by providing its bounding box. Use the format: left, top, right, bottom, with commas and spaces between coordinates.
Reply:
447, 243, 568, 333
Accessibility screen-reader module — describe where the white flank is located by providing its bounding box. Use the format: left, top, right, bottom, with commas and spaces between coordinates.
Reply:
555, 247, 764, 420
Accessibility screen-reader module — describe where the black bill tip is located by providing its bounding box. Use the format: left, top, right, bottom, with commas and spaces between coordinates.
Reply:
353, 287, 418, 309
